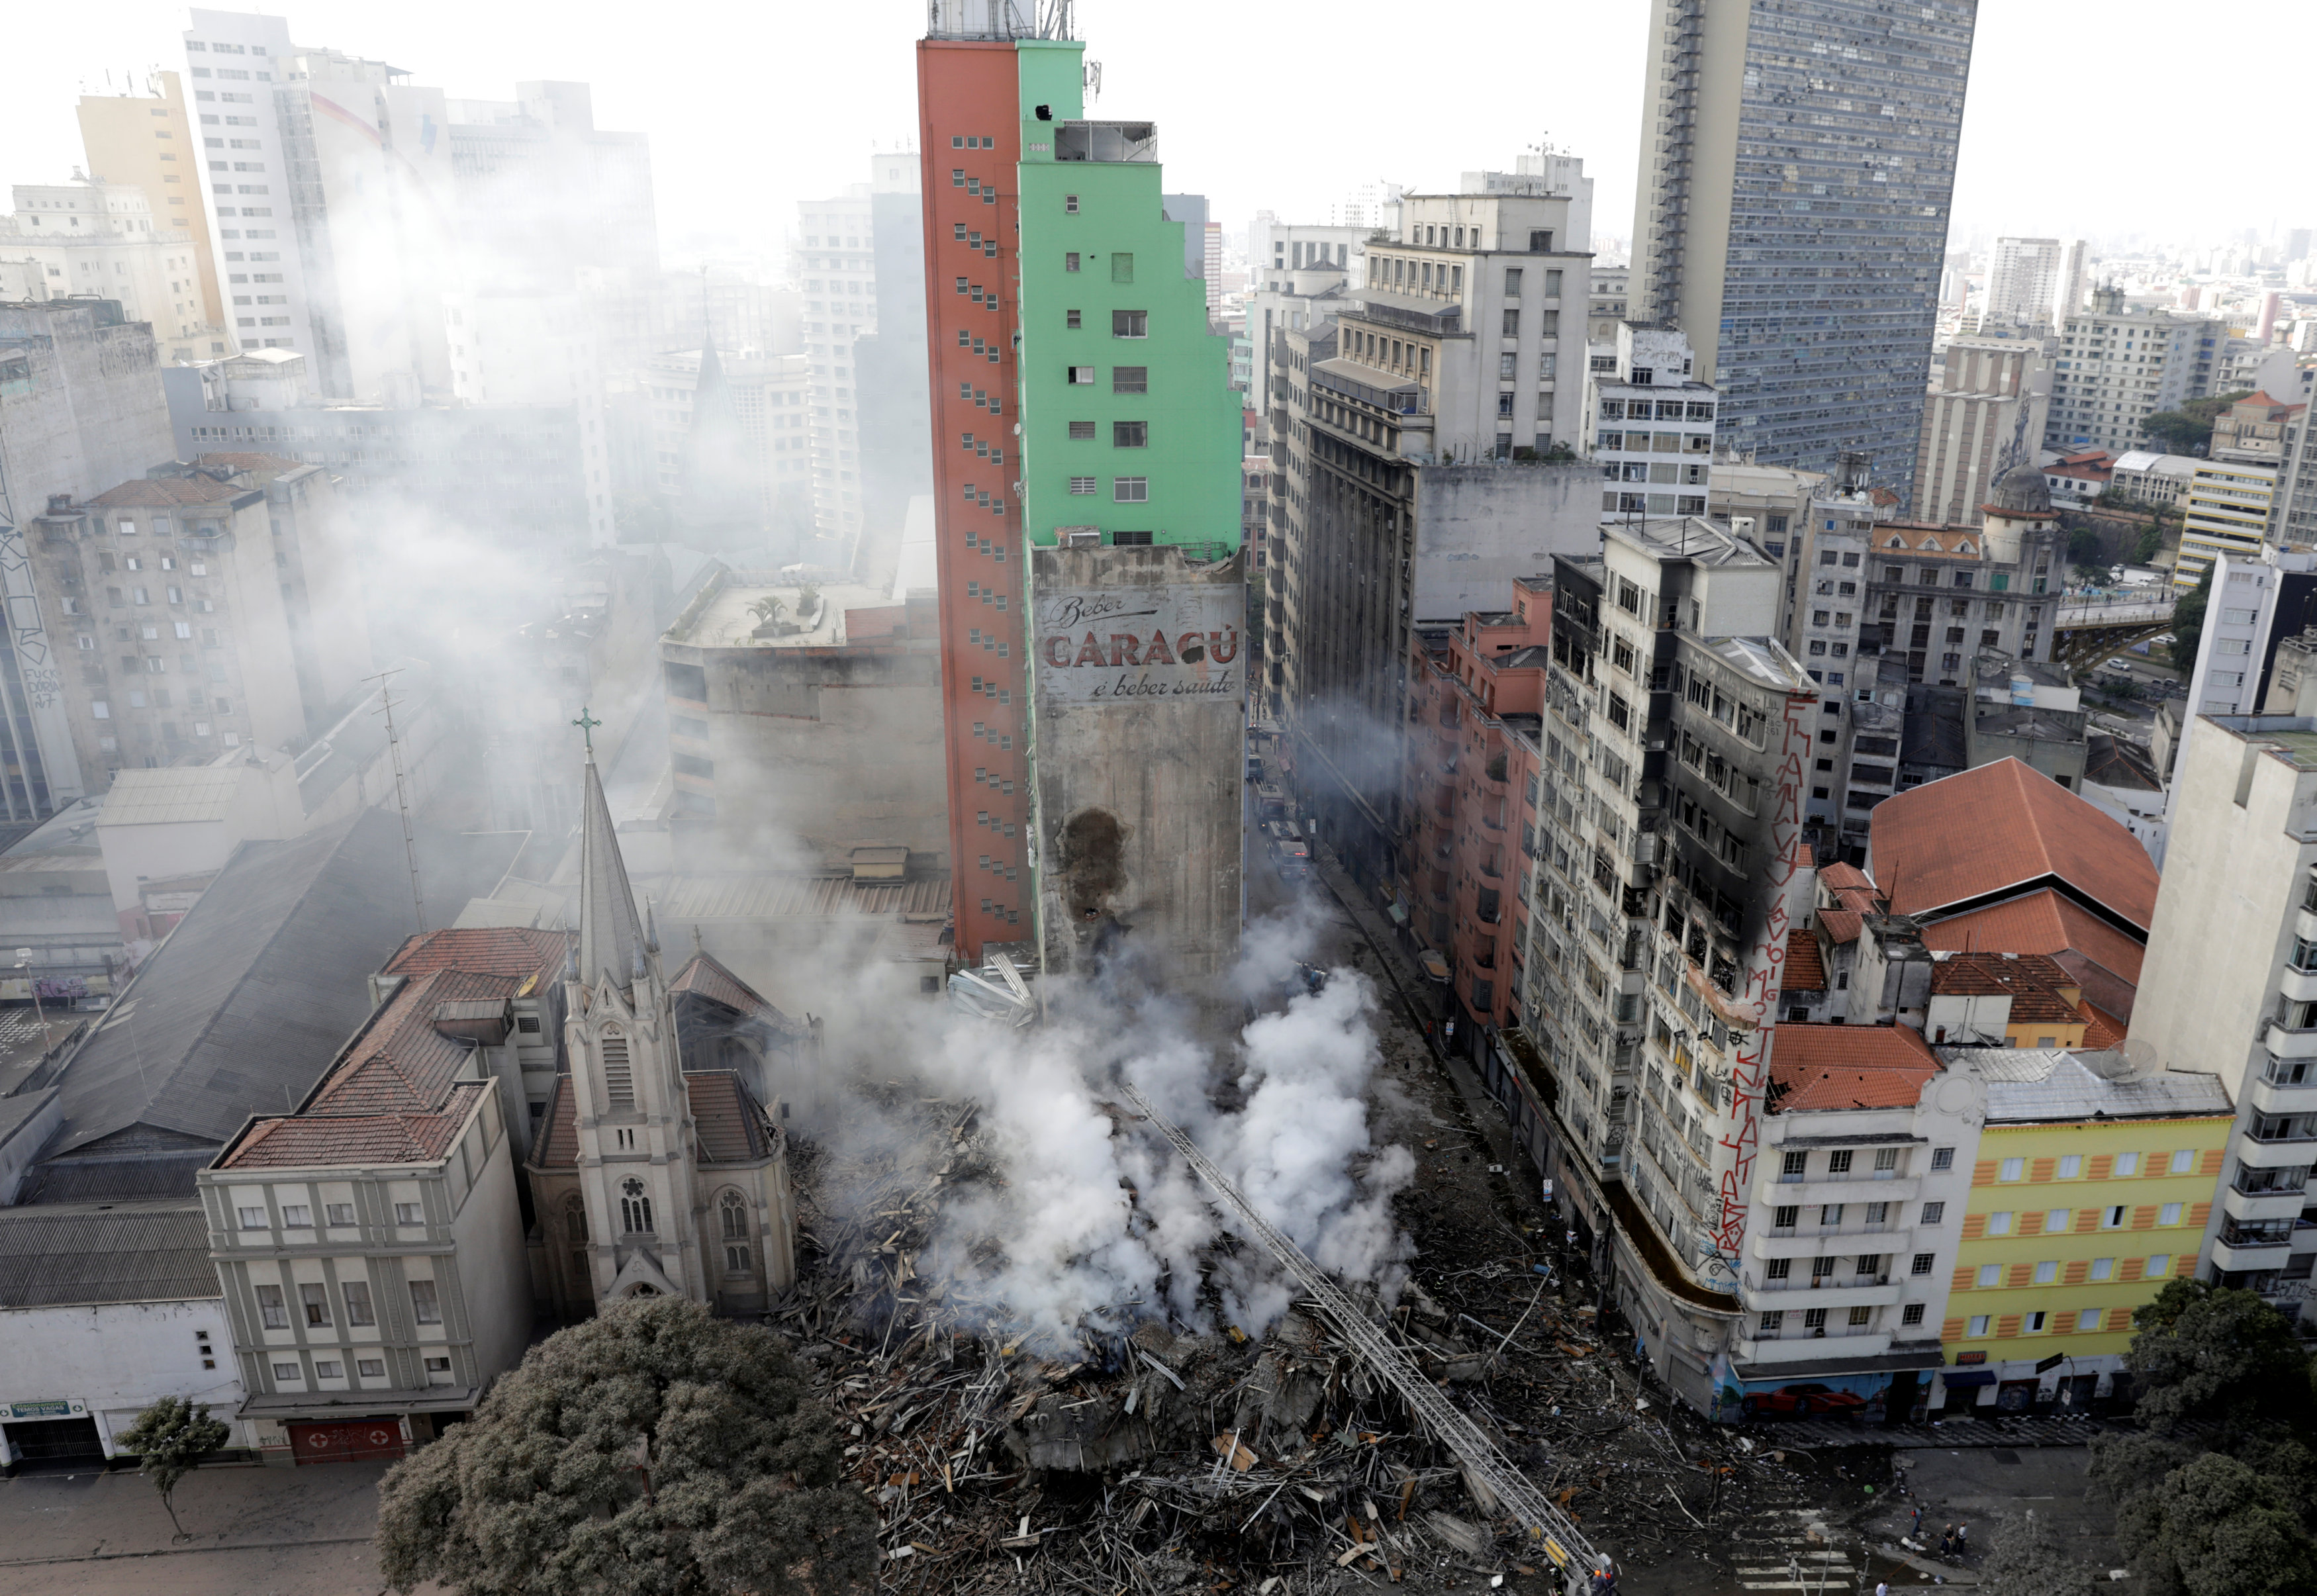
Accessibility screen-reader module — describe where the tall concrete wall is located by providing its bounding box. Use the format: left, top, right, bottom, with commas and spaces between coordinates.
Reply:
1028, 545, 1245, 982
1411, 461, 1602, 622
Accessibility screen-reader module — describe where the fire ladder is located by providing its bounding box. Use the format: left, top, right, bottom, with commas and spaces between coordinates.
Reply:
1117, 1080, 1604, 1593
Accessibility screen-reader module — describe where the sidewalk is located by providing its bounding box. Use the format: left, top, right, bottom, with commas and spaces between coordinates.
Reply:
1750, 1413, 2107, 1450
0, 1458, 404, 1595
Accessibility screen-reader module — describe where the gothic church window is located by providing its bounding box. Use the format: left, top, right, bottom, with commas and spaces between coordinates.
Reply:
620, 1177, 653, 1234
720, 1190, 748, 1239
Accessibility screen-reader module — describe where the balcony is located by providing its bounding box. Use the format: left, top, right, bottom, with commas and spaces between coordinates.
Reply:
1054, 121, 1157, 163
1738, 1274, 1903, 1313
2279, 965, 2317, 1005
2212, 1228, 2296, 1271
1751, 1227, 1913, 1260
2268, 1025, 2317, 1062
2251, 1060, 2317, 1114
2222, 1182, 2309, 1223
1735, 1330, 1895, 1366
1754, 1173, 1920, 1207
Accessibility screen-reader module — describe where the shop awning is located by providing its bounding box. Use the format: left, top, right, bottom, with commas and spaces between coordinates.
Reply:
1937, 1369, 1998, 1388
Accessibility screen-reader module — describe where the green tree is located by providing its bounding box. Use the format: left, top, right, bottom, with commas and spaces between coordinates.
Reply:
2089, 1282, 2317, 1596
2169, 564, 2212, 677
375, 1297, 875, 1596
114, 1395, 231, 1542
1979, 1508, 2107, 1596
2143, 391, 2253, 455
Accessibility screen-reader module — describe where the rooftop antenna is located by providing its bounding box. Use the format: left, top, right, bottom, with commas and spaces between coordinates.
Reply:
366, 667, 426, 934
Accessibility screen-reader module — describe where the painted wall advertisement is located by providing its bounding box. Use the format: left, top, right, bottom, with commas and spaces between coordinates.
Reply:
1033, 584, 1243, 706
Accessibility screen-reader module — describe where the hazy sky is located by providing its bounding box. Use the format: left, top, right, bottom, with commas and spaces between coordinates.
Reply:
6, 1, 2308, 265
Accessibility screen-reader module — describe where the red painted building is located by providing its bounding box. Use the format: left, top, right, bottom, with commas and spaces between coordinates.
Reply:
1401, 576, 1553, 1047
915, 37, 1031, 956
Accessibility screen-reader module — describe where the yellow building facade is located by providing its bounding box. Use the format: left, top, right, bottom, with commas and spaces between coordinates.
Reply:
1932, 1049, 2233, 1413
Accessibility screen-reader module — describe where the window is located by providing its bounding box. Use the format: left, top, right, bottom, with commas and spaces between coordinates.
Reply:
1773, 1205, 1799, 1228
344, 1281, 375, 1325
2102, 1205, 2126, 1229
2032, 1260, 2058, 1285
2114, 1151, 2140, 1178
1931, 1147, 1955, 1170
1847, 1305, 1873, 1327
620, 1178, 655, 1235
1068, 476, 1097, 494
2169, 1149, 2196, 1174
1758, 1311, 1784, 1334
238, 1205, 267, 1229
425, 1356, 453, 1380
2159, 1201, 2183, 1226
1920, 1201, 1944, 1225
1911, 1252, 1935, 1275
726, 1244, 752, 1273
2047, 1209, 2073, 1235
1113, 477, 1148, 502
1065, 308, 1081, 329
272, 1362, 300, 1381
1501, 310, 1519, 336
1064, 193, 1078, 213
1901, 1303, 1926, 1327
357, 1359, 385, 1378
720, 1191, 749, 1239
2090, 1258, 2115, 1282
1828, 1150, 1854, 1174
1113, 420, 1147, 448
2026, 1311, 2048, 1333
256, 1284, 289, 1328
1967, 1315, 1991, 1337
395, 1202, 422, 1225
1068, 420, 1096, 440
325, 1203, 355, 1226
281, 1203, 311, 1227
1111, 309, 1147, 338
1113, 365, 1147, 394
1504, 268, 1523, 295
1766, 1258, 1791, 1280
1064, 252, 1080, 273
408, 1280, 442, 1324
1988, 1211, 2014, 1236
2148, 1253, 2172, 1278
2076, 1309, 2103, 1333
1802, 1308, 1827, 1330
1873, 1148, 1899, 1174
1110, 253, 1133, 283
1999, 1157, 2025, 1182
1781, 1150, 1807, 1180
2058, 1154, 2082, 1179
1822, 1204, 1844, 1226
1856, 1254, 1883, 1277
1068, 366, 1095, 385
297, 1282, 330, 1326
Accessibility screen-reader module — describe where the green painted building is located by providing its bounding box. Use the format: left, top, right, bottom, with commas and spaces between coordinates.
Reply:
1012, 44, 1243, 556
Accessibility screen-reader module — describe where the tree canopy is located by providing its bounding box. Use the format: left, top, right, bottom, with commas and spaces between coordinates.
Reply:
376, 1296, 875, 1596
115, 1395, 231, 1541
2089, 1282, 2317, 1596
1978, 1507, 2107, 1596
2142, 391, 2253, 455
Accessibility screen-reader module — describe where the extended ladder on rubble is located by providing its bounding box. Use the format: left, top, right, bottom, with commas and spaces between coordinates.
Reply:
1117, 1080, 1604, 1595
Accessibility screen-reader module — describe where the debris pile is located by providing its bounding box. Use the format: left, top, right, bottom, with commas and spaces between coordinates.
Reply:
775, 1089, 1864, 1593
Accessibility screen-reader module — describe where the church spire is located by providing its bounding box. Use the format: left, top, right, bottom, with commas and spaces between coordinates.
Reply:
574, 722, 647, 992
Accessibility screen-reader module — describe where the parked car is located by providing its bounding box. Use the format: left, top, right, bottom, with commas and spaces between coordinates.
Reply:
1269, 838, 1310, 880
1740, 1383, 1868, 1420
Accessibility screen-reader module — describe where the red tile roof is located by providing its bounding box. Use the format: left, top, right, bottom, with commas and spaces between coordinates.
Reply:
1782, 929, 1827, 993
1832, 886, 1883, 915
1869, 759, 2158, 931
303, 968, 522, 1117
1916, 888, 2145, 986
221, 1084, 483, 1168
1929, 952, 2085, 1023
1769, 1024, 1939, 1112
385, 927, 568, 988
1819, 909, 1865, 945
1819, 862, 1873, 893
85, 476, 248, 508
2083, 1004, 2127, 1049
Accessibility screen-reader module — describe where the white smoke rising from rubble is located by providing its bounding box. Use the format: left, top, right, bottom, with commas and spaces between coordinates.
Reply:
807, 907, 1414, 1350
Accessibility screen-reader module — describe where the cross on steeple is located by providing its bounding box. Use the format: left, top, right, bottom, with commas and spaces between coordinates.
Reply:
572, 706, 603, 756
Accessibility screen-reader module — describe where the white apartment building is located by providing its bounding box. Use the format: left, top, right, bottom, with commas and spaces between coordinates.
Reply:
796, 185, 876, 546
1979, 238, 2079, 333
2130, 711, 2317, 1329
2109, 449, 2199, 509
2155, 550, 2317, 849
2046, 287, 2222, 453
1580, 322, 1715, 517
0, 181, 218, 361
1912, 338, 2052, 528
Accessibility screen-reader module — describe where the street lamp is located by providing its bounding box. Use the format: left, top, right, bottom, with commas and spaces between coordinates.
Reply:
15, 947, 44, 1035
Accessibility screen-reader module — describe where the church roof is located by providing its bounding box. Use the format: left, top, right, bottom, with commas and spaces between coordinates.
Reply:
671, 949, 811, 1040
530, 1070, 777, 1170
575, 754, 649, 993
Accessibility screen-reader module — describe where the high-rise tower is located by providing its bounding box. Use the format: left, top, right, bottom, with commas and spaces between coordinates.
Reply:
1630, 0, 1977, 494
918, 2, 1245, 978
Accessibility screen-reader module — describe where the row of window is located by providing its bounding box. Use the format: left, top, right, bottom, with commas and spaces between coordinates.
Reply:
240, 1200, 424, 1229
1762, 1251, 1935, 1280
1778, 1145, 1950, 1178
1961, 1305, 2138, 1338
1770, 1199, 1942, 1228
1984, 1149, 2202, 1182
1963, 1254, 2171, 1289
1066, 477, 1149, 501
1974, 1201, 2195, 1235
270, 1353, 451, 1383
1760, 1303, 1927, 1333
254, 1276, 438, 1329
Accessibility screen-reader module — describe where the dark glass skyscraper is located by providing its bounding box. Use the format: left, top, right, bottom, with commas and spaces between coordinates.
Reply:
1631, 0, 1978, 498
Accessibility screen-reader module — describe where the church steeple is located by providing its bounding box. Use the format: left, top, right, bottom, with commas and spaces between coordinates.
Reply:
575, 726, 648, 992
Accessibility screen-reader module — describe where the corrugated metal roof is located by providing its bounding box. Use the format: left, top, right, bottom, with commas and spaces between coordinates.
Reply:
97, 765, 245, 827
38, 810, 527, 1168
1940, 1047, 2235, 1122
652, 873, 951, 922
0, 1201, 216, 1307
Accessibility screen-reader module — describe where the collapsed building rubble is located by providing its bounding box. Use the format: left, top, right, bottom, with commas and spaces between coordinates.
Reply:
772, 1086, 1877, 1595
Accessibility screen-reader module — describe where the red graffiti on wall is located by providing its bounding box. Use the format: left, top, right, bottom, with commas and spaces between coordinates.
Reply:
1709, 689, 1816, 1261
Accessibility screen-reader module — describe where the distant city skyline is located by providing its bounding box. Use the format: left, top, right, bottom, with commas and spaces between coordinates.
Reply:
4, 0, 2311, 267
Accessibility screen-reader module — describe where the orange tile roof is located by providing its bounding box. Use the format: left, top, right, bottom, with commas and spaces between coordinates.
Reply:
1819, 909, 1865, 945
385, 926, 569, 984
2083, 1004, 2127, 1049
1768, 1023, 1939, 1111
1782, 929, 1826, 993
1930, 952, 2084, 1022
305, 968, 524, 1117
1819, 862, 1873, 892
85, 476, 246, 508
1916, 888, 2145, 986
1832, 886, 1882, 915
1869, 759, 2157, 931
221, 1084, 484, 1168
